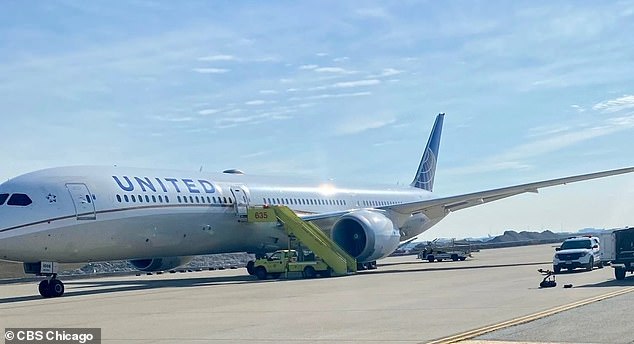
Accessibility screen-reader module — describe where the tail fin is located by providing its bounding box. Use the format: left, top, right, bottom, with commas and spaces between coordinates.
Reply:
410, 113, 444, 191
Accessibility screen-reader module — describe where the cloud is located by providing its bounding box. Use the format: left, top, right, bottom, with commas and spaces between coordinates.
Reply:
309, 79, 381, 91
333, 79, 380, 88
149, 115, 196, 122
333, 56, 349, 62
197, 54, 236, 61
259, 89, 278, 94
214, 109, 293, 129
241, 150, 272, 159
592, 95, 634, 113
198, 108, 221, 115
192, 68, 230, 74
449, 113, 634, 175
314, 67, 355, 74
299, 64, 318, 70
336, 115, 396, 135
379, 68, 402, 76
527, 124, 572, 138
373, 140, 399, 147
571, 104, 586, 113
291, 91, 372, 101
245, 99, 276, 105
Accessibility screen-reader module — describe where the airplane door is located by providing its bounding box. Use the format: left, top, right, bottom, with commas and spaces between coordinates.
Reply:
66, 183, 96, 220
230, 185, 249, 220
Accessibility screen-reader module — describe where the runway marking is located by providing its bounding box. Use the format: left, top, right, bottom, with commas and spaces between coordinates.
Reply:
460, 341, 575, 344
428, 286, 634, 344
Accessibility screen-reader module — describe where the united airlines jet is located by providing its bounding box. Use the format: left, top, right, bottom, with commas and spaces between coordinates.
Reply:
1, 114, 632, 298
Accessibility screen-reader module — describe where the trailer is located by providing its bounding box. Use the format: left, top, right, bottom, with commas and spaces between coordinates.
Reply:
610, 227, 634, 280
417, 239, 472, 262
596, 231, 616, 266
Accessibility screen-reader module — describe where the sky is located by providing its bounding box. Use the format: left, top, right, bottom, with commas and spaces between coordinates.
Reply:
1, 1, 634, 239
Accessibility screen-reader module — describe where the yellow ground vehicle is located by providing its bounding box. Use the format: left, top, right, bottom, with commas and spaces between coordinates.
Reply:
253, 249, 331, 279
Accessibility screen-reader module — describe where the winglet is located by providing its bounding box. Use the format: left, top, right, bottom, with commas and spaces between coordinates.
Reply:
410, 113, 444, 191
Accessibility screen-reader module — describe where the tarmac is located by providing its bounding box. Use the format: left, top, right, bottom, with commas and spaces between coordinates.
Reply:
1, 244, 633, 343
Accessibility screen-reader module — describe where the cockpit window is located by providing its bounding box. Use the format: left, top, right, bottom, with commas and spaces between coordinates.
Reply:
0, 193, 9, 205
7, 193, 33, 206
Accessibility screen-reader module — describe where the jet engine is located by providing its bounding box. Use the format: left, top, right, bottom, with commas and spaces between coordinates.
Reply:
331, 210, 400, 263
129, 256, 193, 272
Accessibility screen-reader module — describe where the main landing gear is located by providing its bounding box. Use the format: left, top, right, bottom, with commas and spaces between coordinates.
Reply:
23, 262, 65, 298
38, 274, 65, 298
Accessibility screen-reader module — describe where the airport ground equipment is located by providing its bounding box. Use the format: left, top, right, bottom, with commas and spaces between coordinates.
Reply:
597, 231, 616, 266
252, 249, 331, 279
417, 239, 472, 262
246, 206, 357, 277
610, 227, 634, 280
537, 269, 557, 288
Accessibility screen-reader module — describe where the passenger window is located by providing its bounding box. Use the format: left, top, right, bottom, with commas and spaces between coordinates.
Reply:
152, 195, 157, 203
131, 195, 137, 202
138, 195, 143, 203
190, 196, 194, 203
145, 195, 150, 203
124, 195, 129, 202
207, 196, 211, 203
0, 193, 8, 205
165, 196, 170, 203
183, 196, 188, 203
116, 195, 122, 203
7, 193, 32, 206
85, 195, 91, 203
158, 195, 164, 203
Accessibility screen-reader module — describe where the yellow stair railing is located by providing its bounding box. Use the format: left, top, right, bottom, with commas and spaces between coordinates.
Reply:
272, 206, 357, 275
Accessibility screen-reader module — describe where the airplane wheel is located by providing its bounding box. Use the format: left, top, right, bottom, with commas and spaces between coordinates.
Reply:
49, 279, 65, 297
39, 280, 51, 298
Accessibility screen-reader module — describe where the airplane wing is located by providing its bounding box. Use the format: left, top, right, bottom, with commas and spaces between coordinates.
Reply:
300, 167, 634, 222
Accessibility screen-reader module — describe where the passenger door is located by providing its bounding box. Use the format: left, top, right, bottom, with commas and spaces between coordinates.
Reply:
230, 185, 249, 219
66, 183, 96, 220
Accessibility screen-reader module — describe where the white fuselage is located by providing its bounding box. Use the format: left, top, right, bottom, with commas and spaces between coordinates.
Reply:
0, 166, 440, 264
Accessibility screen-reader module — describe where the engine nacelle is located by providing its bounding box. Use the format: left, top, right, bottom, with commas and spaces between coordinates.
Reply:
331, 210, 400, 263
129, 256, 193, 272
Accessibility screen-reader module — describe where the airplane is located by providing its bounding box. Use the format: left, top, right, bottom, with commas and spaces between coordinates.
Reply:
1, 113, 633, 298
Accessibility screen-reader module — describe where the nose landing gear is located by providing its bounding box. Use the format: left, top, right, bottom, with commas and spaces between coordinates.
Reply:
38, 274, 65, 298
